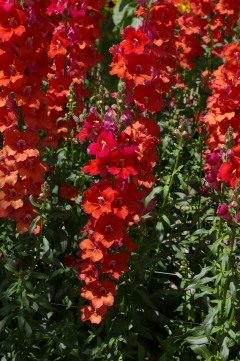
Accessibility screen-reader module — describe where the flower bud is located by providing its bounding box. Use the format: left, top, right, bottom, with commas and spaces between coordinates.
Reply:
216, 204, 232, 222
205, 170, 216, 183
236, 212, 240, 222
230, 201, 237, 208
205, 153, 220, 166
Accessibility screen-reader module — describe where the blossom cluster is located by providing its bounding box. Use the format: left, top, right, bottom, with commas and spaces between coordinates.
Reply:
0, 0, 103, 233
73, 0, 188, 323
176, 0, 238, 69
204, 41, 240, 223
75, 105, 160, 323
0, 0, 50, 233
110, 0, 178, 113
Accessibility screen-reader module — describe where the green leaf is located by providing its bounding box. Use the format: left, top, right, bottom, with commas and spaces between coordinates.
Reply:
163, 185, 169, 200
137, 343, 145, 361
29, 194, 41, 208
43, 236, 50, 253
193, 228, 209, 235
221, 254, 229, 271
202, 309, 218, 339
17, 315, 24, 331
144, 186, 161, 208
156, 221, 164, 241
28, 215, 41, 234
24, 320, 32, 338
0, 304, 16, 317
220, 337, 229, 361
190, 344, 211, 360
50, 268, 65, 279
3, 282, 18, 298
60, 239, 68, 253
0, 314, 13, 332
31, 272, 48, 279
229, 281, 236, 301
21, 290, 30, 312
136, 290, 155, 309
191, 266, 212, 281
162, 214, 171, 227
225, 296, 231, 318
112, 0, 136, 26
39, 300, 56, 311
186, 335, 209, 345
228, 329, 236, 341
4, 262, 17, 274
130, 17, 142, 28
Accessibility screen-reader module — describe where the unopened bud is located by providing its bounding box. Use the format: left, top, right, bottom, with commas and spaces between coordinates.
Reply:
41, 182, 50, 197
230, 201, 238, 208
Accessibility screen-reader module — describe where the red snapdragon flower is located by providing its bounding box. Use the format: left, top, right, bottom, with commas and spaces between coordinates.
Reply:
48, 31, 70, 58
0, 4, 26, 41
94, 214, 125, 244
60, 182, 79, 201
0, 158, 18, 188
106, 150, 138, 179
0, 182, 27, 210
80, 304, 108, 324
3, 129, 39, 162
78, 260, 102, 285
217, 144, 240, 187
134, 83, 163, 113
101, 251, 130, 279
79, 235, 106, 262
81, 279, 116, 309
88, 131, 117, 158
82, 181, 117, 219
121, 26, 149, 55
126, 53, 153, 86
11, 76, 46, 109
0, 108, 18, 132
13, 204, 40, 234
16, 157, 49, 182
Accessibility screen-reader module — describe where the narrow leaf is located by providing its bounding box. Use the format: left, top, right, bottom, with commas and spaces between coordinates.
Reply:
29, 194, 41, 208
186, 335, 209, 345
220, 337, 229, 361
28, 215, 41, 234
190, 344, 211, 360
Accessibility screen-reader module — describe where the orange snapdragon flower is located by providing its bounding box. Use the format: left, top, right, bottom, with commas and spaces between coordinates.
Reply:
0, 182, 27, 210
3, 129, 39, 162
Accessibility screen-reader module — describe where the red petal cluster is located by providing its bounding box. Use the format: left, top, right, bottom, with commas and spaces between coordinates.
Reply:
176, 0, 238, 69
203, 41, 240, 221
110, 0, 178, 113
0, 0, 50, 233
0, 0, 103, 233
75, 105, 160, 323
203, 42, 240, 152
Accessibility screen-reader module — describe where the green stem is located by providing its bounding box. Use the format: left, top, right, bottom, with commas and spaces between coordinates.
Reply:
197, 129, 203, 227
31, 197, 46, 272
220, 224, 237, 324
215, 221, 237, 351
144, 0, 152, 33
162, 137, 183, 210
182, 274, 189, 332
216, 184, 225, 325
